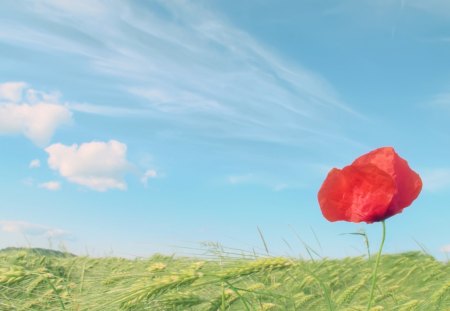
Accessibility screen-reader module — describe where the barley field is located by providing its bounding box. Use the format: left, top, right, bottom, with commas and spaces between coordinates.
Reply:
0, 247, 448, 311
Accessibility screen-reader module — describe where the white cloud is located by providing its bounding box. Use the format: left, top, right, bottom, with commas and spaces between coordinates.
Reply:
39, 181, 61, 191
0, 220, 70, 238
29, 159, 41, 168
0, 103, 72, 147
440, 244, 450, 253
141, 169, 157, 186
0, 82, 73, 147
421, 168, 450, 192
0, 81, 27, 102
45, 140, 131, 191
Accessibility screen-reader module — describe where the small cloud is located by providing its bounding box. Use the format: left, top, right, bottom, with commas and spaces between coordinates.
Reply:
141, 169, 158, 186
440, 244, 450, 253
45, 140, 131, 191
0, 82, 73, 147
29, 159, 41, 168
0, 220, 70, 238
39, 181, 61, 191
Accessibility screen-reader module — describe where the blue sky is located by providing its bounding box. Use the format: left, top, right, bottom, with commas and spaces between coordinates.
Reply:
1, 0, 450, 260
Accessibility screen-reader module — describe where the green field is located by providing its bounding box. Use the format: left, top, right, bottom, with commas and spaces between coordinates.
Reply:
0, 247, 448, 310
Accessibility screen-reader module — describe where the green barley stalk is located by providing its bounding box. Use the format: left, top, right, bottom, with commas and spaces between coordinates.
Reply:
367, 220, 386, 311
217, 258, 293, 281
430, 281, 450, 310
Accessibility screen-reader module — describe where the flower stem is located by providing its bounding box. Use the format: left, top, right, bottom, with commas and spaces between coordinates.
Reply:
367, 220, 386, 310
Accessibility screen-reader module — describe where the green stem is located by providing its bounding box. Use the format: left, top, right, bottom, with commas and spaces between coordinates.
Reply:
45, 277, 66, 310
367, 220, 386, 310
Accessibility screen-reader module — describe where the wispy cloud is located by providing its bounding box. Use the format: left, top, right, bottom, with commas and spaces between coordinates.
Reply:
67, 103, 151, 118
0, 220, 70, 238
0, 0, 363, 148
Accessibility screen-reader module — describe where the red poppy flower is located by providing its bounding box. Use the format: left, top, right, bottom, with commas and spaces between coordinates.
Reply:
318, 147, 422, 223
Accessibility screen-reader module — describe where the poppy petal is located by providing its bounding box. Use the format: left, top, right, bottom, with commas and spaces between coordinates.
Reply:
352, 147, 422, 218
318, 164, 396, 223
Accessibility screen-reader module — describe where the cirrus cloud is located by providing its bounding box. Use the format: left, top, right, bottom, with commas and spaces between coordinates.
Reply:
45, 140, 131, 191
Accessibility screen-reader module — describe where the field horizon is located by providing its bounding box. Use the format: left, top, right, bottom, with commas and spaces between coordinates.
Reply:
1, 246, 449, 310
